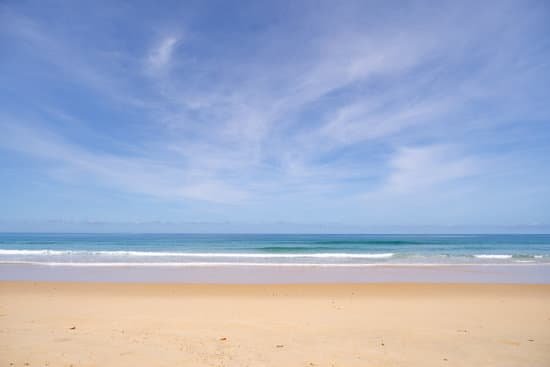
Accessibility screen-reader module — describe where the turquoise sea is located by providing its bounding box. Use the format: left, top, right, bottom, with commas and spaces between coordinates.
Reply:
1, 233, 549, 266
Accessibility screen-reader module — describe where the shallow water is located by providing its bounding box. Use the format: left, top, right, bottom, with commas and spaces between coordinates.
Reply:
1, 233, 549, 266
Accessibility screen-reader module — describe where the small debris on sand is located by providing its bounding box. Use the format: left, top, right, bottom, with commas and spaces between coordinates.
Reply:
219, 337, 227, 341
276, 344, 284, 348
69, 326, 76, 330
443, 358, 448, 362
528, 339, 534, 342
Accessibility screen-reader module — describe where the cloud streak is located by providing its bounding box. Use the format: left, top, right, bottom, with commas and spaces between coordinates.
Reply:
0, 120, 248, 204
147, 35, 180, 72
378, 145, 477, 195
0, 1, 549, 225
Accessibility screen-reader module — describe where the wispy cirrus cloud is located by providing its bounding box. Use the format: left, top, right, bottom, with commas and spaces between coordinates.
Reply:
0, 1, 549, 225
146, 35, 181, 72
0, 120, 248, 204
375, 145, 477, 196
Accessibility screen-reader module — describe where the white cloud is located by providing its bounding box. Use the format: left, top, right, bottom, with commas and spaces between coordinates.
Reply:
178, 182, 248, 204
1, 1, 546, 212
0, 12, 150, 108
0, 120, 248, 204
367, 145, 477, 197
319, 96, 452, 147
147, 35, 180, 72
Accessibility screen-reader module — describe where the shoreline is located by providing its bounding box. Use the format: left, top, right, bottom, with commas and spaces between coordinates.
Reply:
2, 263, 550, 283
3, 261, 550, 266
1, 281, 549, 366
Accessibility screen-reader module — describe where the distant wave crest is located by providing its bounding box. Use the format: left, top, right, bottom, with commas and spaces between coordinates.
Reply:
0, 249, 394, 259
1, 249, 548, 264
474, 254, 513, 259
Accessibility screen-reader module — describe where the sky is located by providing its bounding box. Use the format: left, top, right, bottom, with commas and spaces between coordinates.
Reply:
1, 0, 549, 233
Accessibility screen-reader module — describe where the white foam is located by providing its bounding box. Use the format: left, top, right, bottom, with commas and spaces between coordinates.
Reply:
0, 249, 67, 255
0, 261, 396, 267
1, 261, 549, 267
0, 249, 394, 259
474, 254, 513, 259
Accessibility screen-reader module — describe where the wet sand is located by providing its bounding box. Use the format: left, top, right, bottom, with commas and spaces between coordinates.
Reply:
2, 263, 550, 283
1, 282, 550, 366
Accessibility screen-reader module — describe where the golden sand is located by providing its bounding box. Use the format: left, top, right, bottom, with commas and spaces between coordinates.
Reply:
1, 282, 549, 366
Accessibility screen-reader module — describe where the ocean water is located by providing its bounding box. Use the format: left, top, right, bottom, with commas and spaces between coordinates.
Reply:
0, 233, 549, 266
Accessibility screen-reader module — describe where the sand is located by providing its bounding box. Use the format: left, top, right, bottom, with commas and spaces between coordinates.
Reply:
1, 282, 549, 366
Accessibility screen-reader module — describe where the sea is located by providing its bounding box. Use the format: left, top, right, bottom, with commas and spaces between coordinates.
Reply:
1, 233, 549, 267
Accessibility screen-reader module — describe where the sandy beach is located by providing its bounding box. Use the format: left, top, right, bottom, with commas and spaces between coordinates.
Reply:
1, 282, 549, 366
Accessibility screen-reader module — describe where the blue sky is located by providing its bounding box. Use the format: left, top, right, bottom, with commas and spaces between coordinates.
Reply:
1, 1, 549, 232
